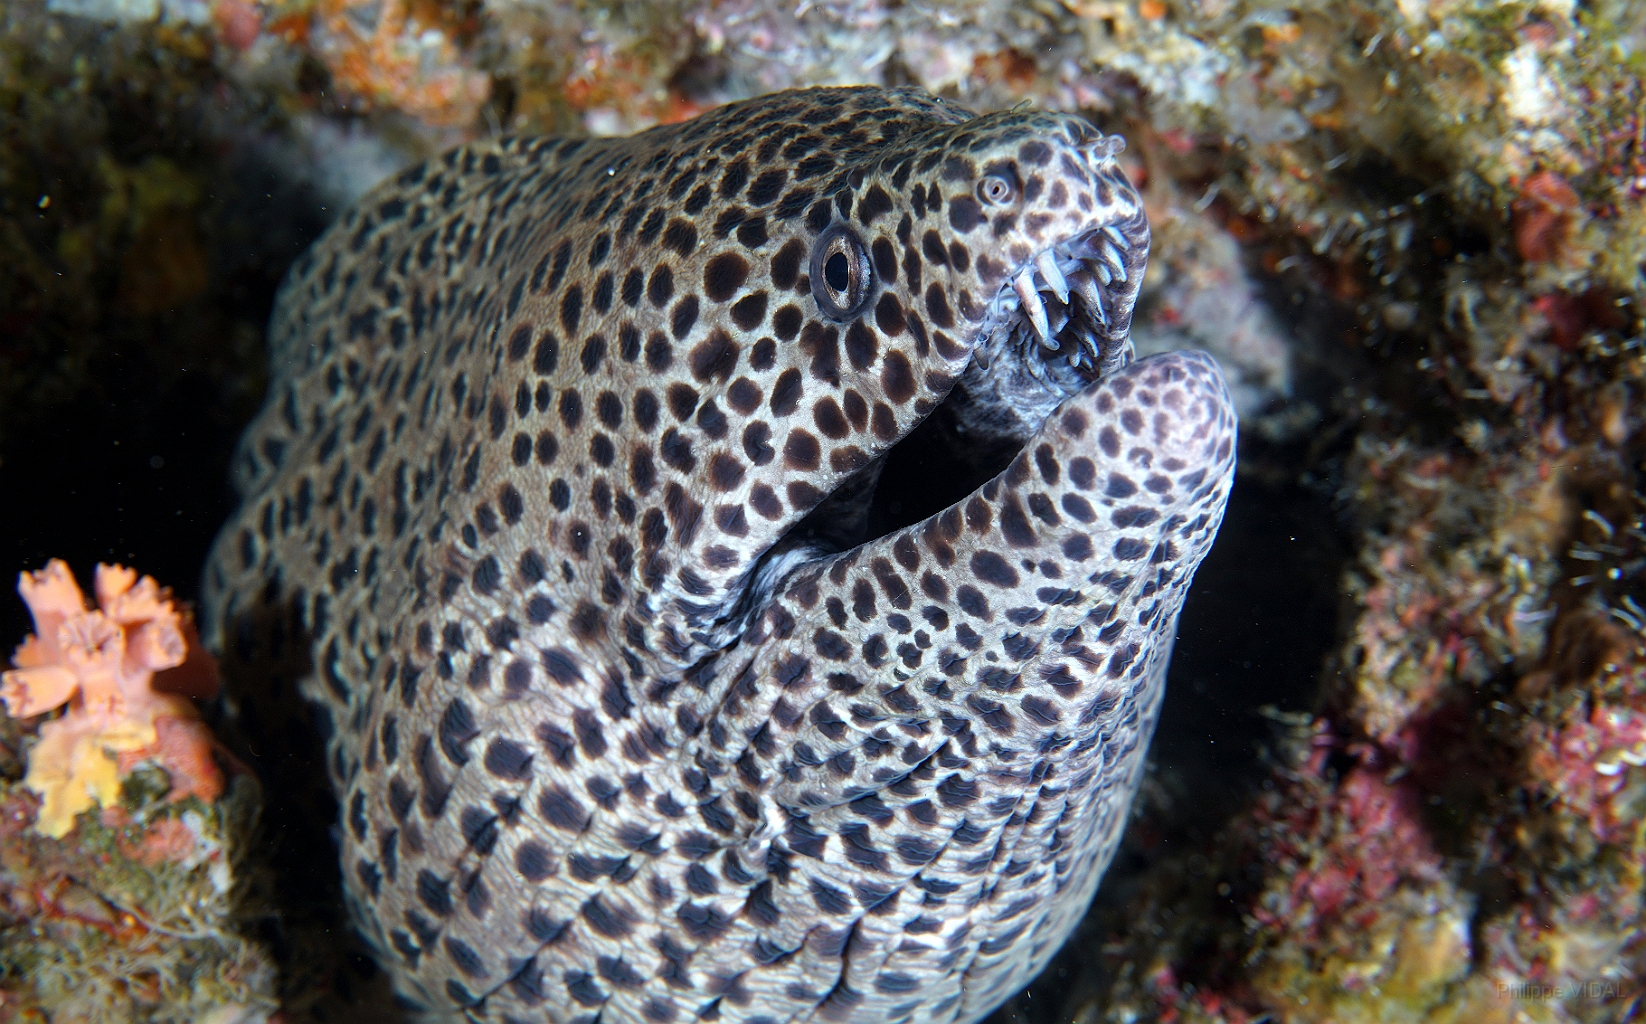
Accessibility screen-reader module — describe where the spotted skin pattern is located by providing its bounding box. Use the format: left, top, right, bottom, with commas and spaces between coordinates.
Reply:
204, 86, 1237, 1024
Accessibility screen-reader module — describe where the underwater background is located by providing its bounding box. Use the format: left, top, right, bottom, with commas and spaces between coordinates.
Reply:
0, 0, 1641, 1021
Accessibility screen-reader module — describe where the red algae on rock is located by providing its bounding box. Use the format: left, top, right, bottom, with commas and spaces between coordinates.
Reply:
1076, 432, 1645, 1024
308, 0, 490, 127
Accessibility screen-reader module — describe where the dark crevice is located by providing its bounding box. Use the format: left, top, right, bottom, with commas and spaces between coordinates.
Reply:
866, 399, 1020, 542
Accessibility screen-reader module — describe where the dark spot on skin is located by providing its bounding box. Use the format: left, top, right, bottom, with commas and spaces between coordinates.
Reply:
750, 485, 782, 519
971, 552, 1019, 588
924, 285, 954, 329
856, 184, 894, 224
738, 218, 769, 249
708, 453, 746, 491
561, 286, 583, 334
770, 369, 803, 416
1062, 494, 1096, 522
507, 324, 532, 361
581, 335, 606, 374
672, 295, 700, 339
704, 252, 750, 301
1113, 537, 1149, 560
845, 320, 878, 370
871, 402, 896, 442
783, 430, 820, 471
771, 240, 805, 290
1069, 457, 1096, 489
772, 305, 802, 340
689, 330, 739, 383
922, 231, 948, 267
748, 170, 789, 206
533, 331, 559, 375
948, 195, 983, 231
813, 399, 849, 439
648, 265, 674, 307
516, 840, 554, 880
872, 294, 904, 339
667, 383, 699, 421
727, 378, 762, 414
742, 422, 774, 465
881, 351, 916, 404
731, 292, 768, 330
662, 218, 698, 256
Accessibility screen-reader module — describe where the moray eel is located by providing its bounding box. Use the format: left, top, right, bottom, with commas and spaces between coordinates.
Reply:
204, 86, 1236, 1024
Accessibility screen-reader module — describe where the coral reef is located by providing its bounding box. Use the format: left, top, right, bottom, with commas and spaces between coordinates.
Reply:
1073, 453, 1646, 1023
0, 561, 275, 1022
1047, 2, 1646, 1017
2, 0, 1644, 1019
305, 0, 490, 127
0, 771, 275, 1024
1074, 0, 1646, 408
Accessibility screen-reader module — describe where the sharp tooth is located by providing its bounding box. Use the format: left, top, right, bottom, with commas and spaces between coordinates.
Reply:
1090, 260, 1111, 287
1013, 269, 1052, 344
1035, 251, 1069, 304
1076, 274, 1104, 311
1104, 242, 1128, 282
1104, 225, 1127, 247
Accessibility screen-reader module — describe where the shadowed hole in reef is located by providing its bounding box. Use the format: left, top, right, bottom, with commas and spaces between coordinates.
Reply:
0, 142, 329, 644
981, 432, 1349, 1024
218, 591, 399, 1013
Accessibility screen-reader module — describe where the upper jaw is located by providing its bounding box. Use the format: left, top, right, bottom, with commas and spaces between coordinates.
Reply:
990, 213, 1150, 378
946, 138, 1151, 449
970, 209, 1150, 405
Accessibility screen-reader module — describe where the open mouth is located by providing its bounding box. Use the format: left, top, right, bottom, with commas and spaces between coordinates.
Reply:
859, 216, 1150, 540
735, 214, 1150, 625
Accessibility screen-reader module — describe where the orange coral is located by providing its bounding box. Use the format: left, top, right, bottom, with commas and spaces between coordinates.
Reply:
312, 0, 490, 128
1, 560, 224, 838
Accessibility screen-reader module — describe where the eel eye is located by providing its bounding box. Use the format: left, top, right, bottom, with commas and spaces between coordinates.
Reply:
978, 174, 1015, 205
810, 224, 873, 320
